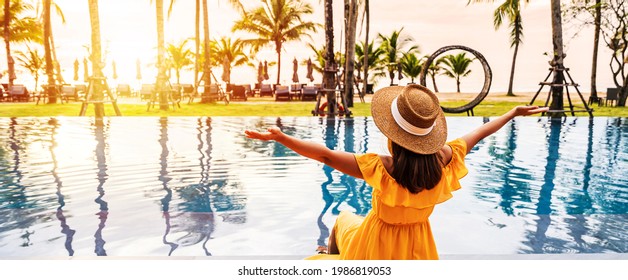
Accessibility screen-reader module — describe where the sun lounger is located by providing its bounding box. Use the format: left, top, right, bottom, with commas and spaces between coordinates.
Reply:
301, 86, 318, 101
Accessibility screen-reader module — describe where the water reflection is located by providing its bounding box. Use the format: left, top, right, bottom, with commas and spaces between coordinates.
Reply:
49, 118, 75, 256
93, 121, 109, 256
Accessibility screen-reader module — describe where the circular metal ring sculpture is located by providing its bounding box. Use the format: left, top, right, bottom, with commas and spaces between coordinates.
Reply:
419, 45, 492, 114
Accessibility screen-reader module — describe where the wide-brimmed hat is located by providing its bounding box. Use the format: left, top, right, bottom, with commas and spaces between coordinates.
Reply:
371, 84, 447, 154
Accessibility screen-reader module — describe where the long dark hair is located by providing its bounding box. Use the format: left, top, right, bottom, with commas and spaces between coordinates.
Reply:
390, 141, 444, 194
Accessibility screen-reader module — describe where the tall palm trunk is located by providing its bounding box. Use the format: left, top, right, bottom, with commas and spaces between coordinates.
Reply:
44, 0, 56, 103
202, 0, 210, 87
507, 41, 520, 96
4, 0, 14, 87
430, 72, 439, 92
155, 0, 168, 110
87, 0, 104, 119
344, 0, 357, 107
362, 0, 369, 96
548, 0, 565, 117
590, 0, 601, 100
194, 0, 200, 96
275, 42, 281, 85
323, 0, 336, 115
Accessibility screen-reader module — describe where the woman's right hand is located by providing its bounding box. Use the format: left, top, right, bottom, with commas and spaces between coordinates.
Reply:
244, 127, 284, 141
509, 105, 549, 117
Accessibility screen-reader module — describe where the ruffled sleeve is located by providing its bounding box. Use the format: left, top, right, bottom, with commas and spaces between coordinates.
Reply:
434, 138, 469, 204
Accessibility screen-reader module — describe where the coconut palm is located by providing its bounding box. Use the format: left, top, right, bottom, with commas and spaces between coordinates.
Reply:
468, 0, 529, 96
399, 52, 423, 84
36, 0, 66, 84
210, 36, 248, 84
377, 27, 419, 86
440, 52, 475, 93
354, 40, 385, 84
1, 0, 42, 87
43, 0, 55, 103
166, 39, 194, 85
87, 0, 105, 118
232, 0, 320, 85
14, 45, 44, 93
425, 56, 444, 93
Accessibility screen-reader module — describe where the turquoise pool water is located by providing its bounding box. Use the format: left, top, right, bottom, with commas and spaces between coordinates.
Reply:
0, 116, 626, 258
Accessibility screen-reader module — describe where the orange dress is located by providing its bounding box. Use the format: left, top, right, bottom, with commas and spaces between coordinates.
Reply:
308, 138, 468, 260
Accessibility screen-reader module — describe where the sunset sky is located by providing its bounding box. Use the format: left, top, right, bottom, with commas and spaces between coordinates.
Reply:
2, 0, 616, 94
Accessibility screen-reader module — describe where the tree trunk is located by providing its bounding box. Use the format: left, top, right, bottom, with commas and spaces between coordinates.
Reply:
202, 0, 211, 87
430, 72, 439, 92
44, 0, 56, 104
590, 0, 601, 99
155, 0, 168, 110
362, 0, 369, 97
194, 0, 200, 96
50, 35, 64, 84
507, 41, 520, 96
276, 42, 281, 85
344, 0, 357, 108
456, 78, 460, 93
4, 0, 14, 87
88, 0, 104, 120
323, 0, 336, 116
548, 0, 565, 117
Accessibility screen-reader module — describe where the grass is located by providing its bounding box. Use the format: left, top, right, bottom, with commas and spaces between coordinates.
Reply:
0, 98, 626, 117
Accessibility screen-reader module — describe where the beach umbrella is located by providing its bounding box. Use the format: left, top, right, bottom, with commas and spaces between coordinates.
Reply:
221, 56, 230, 84
257, 62, 264, 84
263, 60, 269, 80
8, 55, 16, 81
291, 57, 299, 83
112, 60, 118, 80
306, 58, 314, 82
136, 58, 142, 81
73, 59, 79, 81
83, 57, 89, 82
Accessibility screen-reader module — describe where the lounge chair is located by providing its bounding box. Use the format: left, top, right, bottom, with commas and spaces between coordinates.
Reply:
274, 85, 290, 101
231, 85, 247, 101
201, 84, 221, 103
116, 84, 132, 97
243, 84, 253, 97
301, 86, 318, 101
61, 85, 78, 102
290, 84, 302, 100
9, 84, 29, 102
259, 84, 273, 97
139, 84, 154, 101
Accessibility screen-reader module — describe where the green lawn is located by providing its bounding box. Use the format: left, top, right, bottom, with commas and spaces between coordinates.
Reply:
0, 99, 626, 117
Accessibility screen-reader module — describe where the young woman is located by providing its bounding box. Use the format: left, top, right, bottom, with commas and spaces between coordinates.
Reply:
245, 84, 547, 260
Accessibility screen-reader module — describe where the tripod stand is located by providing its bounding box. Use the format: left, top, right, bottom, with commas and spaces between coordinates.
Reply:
528, 65, 593, 117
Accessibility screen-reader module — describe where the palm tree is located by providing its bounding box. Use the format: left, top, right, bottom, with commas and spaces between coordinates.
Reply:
440, 52, 475, 93
362, 0, 370, 97
468, 0, 529, 96
343, 0, 359, 107
307, 43, 326, 74
232, 0, 320, 85
399, 52, 423, 84
1, 0, 41, 87
377, 27, 418, 86
166, 39, 194, 85
43, 0, 55, 103
14, 45, 44, 93
548, 0, 566, 115
87, 0, 105, 119
210, 36, 248, 84
425, 56, 444, 93
354, 40, 385, 85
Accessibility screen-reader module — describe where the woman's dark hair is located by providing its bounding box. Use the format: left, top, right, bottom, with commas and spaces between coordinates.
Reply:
390, 141, 444, 194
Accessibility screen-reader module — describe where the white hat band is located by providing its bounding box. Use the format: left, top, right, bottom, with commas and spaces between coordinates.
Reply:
391, 97, 435, 136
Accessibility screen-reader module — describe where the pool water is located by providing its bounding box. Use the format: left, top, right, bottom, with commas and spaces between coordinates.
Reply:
0, 116, 626, 258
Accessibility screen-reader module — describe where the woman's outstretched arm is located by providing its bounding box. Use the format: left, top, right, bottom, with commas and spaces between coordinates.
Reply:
461, 105, 548, 153
245, 127, 363, 179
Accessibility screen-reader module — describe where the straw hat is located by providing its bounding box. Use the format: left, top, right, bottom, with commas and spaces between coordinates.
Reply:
371, 84, 447, 155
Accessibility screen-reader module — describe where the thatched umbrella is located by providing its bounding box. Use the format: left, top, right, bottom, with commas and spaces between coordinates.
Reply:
306, 58, 314, 82
112, 60, 118, 80
257, 62, 264, 85
136, 58, 142, 81
83, 58, 89, 82
291, 57, 299, 83
263, 60, 269, 80
73, 59, 79, 81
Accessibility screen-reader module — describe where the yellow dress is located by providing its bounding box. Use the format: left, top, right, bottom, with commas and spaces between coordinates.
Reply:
306, 138, 468, 260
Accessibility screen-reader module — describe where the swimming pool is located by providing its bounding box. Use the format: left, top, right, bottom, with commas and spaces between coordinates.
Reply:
0, 116, 626, 258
